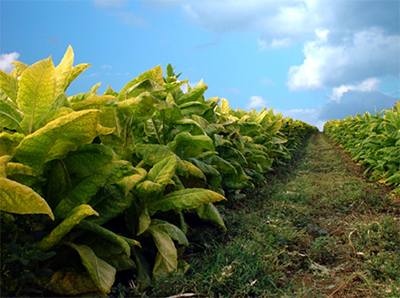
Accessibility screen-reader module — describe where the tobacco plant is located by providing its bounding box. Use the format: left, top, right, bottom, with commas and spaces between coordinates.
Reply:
324, 102, 400, 190
0, 45, 317, 296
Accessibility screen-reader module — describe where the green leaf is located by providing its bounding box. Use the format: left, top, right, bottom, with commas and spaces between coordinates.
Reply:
211, 155, 237, 174
0, 100, 23, 132
118, 65, 164, 101
63, 144, 115, 178
0, 132, 24, 156
167, 132, 214, 156
148, 155, 177, 186
0, 177, 54, 220
179, 102, 211, 117
6, 162, 42, 187
176, 80, 208, 105
0, 155, 12, 177
45, 268, 100, 296
117, 91, 156, 118
54, 160, 135, 218
195, 203, 226, 231
11, 61, 28, 77
67, 63, 91, 90
55, 45, 74, 95
0, 69, 19, 101
71, 95, 116, 111
149, 226, 177, 281
125, 79, 164, 99
150, 219, 188, 246
66, 243, 116, 294
137, 207, 151, 236
17, 57, 56, 134
14, 110, 102, 174
116, 167, 147, 196
83, 236, 136, 271
86, 185, 136, 225
149, 188, 226, 214
36, 204, 98, 251
79, 220, 131, 257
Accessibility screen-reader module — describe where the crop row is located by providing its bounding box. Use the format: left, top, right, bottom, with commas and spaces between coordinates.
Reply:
324, 102, 400, 192
0, 46, 317, 296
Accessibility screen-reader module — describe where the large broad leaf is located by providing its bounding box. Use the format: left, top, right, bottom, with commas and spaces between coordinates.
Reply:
36, 204, 98, 251
66, 63, 91, 90
86, 185, 136, 225
17, 57, 56, 134
195, 203, 226, 231
0, 132, 24, 156
167, 131, 214, 157
137, 206, 151, 236
6, 162, 43, 187
45, 269, 100, 296
0, 177, 54, 220
0, 69, 19, 101
147, 155, 177, 186
11, 61, 29, 77
71, 95, 115, 111
116, 167, 147, 196
0, 155, 12, 177
149, 226, 177, 281
125, 79, 164, 99
66, 242, 116, 294
54, 160, 135, 218
79, 220, 131, 257
136, 144, 186, 173
220, 98, 230, 115
0, 98, 23, 132
118, 65, 164, 101
150, 219, 188, 246
179, 102, 211, 117
63, 144, 115, 178
175, 80, 208, 105
55, 45, 74, 95
83, 235, 136, 271
211, 155, 237, 174
14, 110, 102, 174
148, 188, 226, 214
117, 91, 156, 118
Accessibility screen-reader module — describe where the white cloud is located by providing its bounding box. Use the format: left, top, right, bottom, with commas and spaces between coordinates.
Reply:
102, 65, 112, 69
287, 28, 399, 91
328, 78, 381, 102
0, 52, 20, 73
246, 95, 269, 110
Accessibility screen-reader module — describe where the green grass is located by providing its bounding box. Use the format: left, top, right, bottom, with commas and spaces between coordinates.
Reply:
130, 133, 400, 297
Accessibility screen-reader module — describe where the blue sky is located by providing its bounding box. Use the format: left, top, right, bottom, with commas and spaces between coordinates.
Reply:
1, 0, 399, 130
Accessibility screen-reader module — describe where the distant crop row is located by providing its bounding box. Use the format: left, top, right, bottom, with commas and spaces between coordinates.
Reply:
0, 46, 317, 296
324, 102, 400, 192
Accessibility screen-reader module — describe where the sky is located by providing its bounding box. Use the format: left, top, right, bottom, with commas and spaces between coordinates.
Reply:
1, 0, 399, 130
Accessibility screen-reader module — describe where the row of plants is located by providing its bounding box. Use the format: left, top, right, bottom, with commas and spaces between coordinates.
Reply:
324, 102, 400, 192
0, 46, 317, 296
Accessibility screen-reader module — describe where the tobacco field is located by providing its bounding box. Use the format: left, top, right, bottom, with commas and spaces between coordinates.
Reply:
0, 46, 399, 297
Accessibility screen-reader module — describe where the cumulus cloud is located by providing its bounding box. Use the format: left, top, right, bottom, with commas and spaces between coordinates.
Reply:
150, 1, 398, 93
287, 28, 400, 91
328, 78, 381, 102
0, 52, 20, 73
246, 95, 269, 110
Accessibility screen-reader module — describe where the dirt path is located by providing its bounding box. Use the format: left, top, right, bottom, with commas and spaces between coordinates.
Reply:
270, 132, 400, 297
149, 133, 400, 298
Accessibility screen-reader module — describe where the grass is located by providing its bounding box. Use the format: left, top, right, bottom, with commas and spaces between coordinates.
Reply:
133, 133, 400, 298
